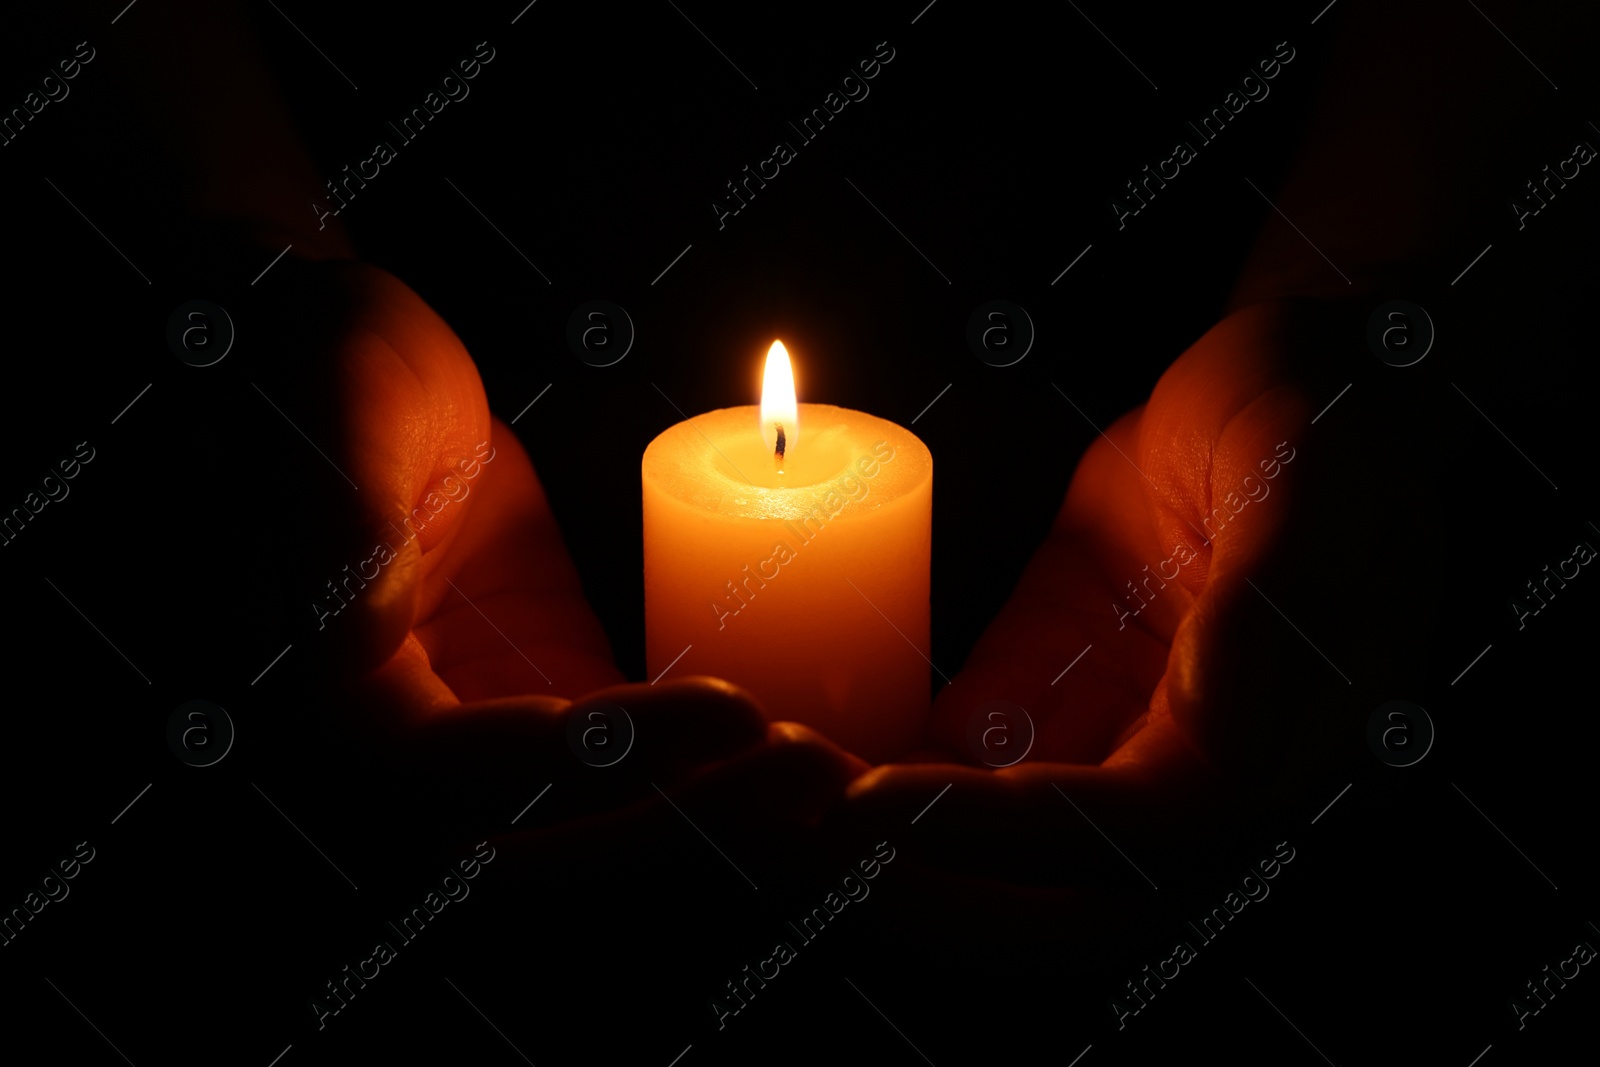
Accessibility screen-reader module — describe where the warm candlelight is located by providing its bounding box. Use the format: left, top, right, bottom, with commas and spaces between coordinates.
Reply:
642, 341, 933, 761
760, 340, 797, 470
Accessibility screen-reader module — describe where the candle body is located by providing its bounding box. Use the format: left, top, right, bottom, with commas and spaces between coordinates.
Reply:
643, 403, 932, 762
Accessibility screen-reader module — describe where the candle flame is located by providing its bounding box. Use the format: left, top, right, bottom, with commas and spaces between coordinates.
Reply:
760, 340, 797, 469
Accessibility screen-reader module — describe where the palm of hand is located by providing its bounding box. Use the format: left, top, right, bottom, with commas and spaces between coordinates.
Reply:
843, 299, 1423, 908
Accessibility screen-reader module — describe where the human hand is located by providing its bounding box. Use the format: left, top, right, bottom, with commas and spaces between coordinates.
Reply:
836, 298, 1440, 942
248, 259, 866, 863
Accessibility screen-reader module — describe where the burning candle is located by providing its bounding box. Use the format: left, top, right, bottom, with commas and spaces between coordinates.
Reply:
642, 341, 933, 762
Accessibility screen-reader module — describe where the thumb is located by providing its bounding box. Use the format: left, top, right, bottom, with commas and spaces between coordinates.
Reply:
274, 260, 493, 676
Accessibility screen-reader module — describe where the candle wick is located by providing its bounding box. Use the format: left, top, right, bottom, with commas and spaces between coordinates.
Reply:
774, 423, 786, 472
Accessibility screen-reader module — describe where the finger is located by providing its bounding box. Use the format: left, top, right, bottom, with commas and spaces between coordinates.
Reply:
394, 677, 769, 776
838, 714, 1223, 889
370, 678, 774, 836
410, 414, 622, 700
261, 261, 623, 700
927, 408, 1175, 766
484, 720, 869, 884
354, 630, 462, 719
1136, 300, 1369, 780
260, 260, 493, 676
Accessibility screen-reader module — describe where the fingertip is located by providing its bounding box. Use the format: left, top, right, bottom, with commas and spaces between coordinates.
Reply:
588, 674, 756, 706
844, 762, 906, 801
656, 674, 763, 707
766, 721, 873, 779
563, 676, 768, 767
340, 529, 424, 675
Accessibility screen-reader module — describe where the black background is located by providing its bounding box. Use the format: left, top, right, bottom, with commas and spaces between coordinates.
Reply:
0, 1, 1596, 1064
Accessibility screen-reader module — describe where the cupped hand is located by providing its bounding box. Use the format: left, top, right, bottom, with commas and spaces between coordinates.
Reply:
837, 298, 1439, 941
256, 259, 865, 861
